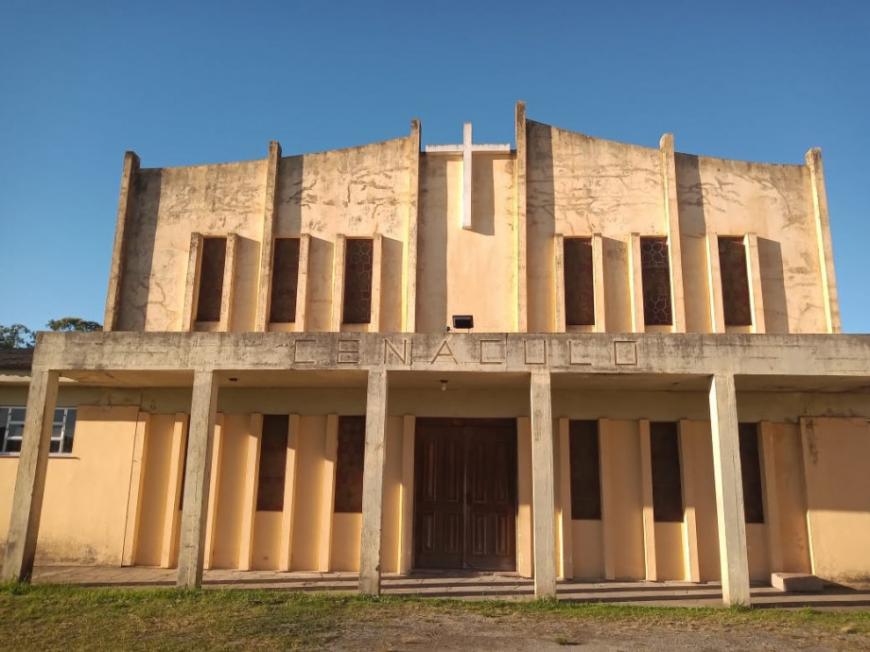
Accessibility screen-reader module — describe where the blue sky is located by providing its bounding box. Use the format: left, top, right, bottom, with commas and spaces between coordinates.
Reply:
1, 1, 867, 332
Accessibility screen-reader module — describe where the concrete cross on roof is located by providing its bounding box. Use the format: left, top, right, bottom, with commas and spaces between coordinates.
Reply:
424, 123, 512, 230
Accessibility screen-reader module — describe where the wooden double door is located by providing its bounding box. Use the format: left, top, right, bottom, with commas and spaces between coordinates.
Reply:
414, 418, 517, 571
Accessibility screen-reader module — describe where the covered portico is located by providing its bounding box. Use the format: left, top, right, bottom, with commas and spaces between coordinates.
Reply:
4, 331, 870, 607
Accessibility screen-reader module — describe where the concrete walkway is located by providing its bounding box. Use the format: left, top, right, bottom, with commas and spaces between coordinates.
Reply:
29, 565, 870, 610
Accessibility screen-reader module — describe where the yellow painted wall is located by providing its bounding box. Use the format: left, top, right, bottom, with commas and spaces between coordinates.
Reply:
516, 417, 533, 577
0, 407, 139, 566
801, 418, 870, 581
679, 421, 720, 582
599, 420, 645, 580
210, 415, 252, 568
571, 520, 604, 579
765, 422, 811, 573
417, 153, 517, 332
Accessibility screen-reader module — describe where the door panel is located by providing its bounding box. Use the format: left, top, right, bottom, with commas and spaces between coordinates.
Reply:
414, 418, 517, 571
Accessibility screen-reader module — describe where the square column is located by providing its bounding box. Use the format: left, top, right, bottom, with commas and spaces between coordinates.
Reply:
708, 373, 751, 606
2, 368, 59, 581
359, 368, 388, 595
530, 371, 557, 598
177, 370, 219, 588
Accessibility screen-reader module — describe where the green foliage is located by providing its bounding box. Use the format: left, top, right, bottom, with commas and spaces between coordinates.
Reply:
0, 323, 34, 349
46, 317, 102, 333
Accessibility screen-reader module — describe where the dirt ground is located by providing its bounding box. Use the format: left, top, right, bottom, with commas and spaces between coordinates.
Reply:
325, 608, 869, 651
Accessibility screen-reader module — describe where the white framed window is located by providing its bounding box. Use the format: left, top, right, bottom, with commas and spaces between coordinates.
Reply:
0, 407, 77, 455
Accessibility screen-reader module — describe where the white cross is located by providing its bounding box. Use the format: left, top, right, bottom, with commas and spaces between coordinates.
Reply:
424, 123, 512, 230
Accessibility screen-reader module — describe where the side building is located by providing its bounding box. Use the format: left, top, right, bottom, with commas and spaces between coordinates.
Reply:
2, 103, 868, 605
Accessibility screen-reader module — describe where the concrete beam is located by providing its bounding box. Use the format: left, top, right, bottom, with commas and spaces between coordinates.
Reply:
530, 371, 557, 598
359, 369, 388, 595
2, 369, 59, 581
708, 373, 751, 606
176, 370, 219, 588
25, 331, 870, 379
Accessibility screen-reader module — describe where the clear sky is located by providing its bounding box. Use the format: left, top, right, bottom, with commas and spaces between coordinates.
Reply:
1, 1, 867, 332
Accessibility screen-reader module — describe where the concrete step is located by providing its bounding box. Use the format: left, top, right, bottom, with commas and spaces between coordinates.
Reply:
771, 572, 824, 593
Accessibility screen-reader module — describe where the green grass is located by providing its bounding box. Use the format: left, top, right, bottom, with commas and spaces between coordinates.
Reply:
1, 582, 868, 650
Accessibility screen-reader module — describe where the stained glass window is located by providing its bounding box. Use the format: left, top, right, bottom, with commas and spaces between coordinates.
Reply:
343, 239, 373, 324
641, 237, 673, 326
718, 237, 752, 326
564, 238, 595, 326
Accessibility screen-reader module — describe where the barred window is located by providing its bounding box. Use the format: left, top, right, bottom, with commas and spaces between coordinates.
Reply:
650, 422, 683, 522
569, 420, 602, 519
257, 415, 289, 512
739, 423, 765, 523
270, 238, 301, 323
343, 239, 373, 324
334, 416, 366, 513
640, 237, 673, 326
564, 238, 595, 326
718, 237, 752, 326
196, 237, 227, 322
0, 407, 77, 455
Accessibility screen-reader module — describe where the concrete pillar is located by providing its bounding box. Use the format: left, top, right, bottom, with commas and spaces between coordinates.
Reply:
591, 233, 606, 332
181, 233, 204, 332
238, 414, 262, 571
744, 233, 766, 333
176, 370, 219, 589
553, 234, 566, 332
294, 235, 311, 332
255, 140, 282, 331
398, 415, 415, 574
638, 420, 658, 581
121, 413, 150, 566
805, 148, 841, 333
204, 414, 224, 570
403, 119, 421, 333
628, 233, 645, 332
330, 235, 347, 331
708, 373, 751, 606
278, 414, 300, 571
218, 233, 239, 332
705, 232, 726, 333
103, 151, 140, 331
659, 133, 686, 332
556, 418, 573, 579
2, 368, 59, 581
318, 415, 338, 572
515, 100, 528, 332
529, 371, 557, 598
359, 369, 388, 595
160, 414, 187, 569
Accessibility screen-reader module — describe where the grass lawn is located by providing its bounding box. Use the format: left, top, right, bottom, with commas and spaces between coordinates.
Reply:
2, 582, 870, 650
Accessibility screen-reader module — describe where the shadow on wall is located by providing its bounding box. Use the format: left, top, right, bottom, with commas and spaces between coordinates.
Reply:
307, 236, 334, 332
118, 170, 162, 331
757, 237, 789, 333
470, 153, 496, 236
416, 155, 448, 333
526, 121, 555, 332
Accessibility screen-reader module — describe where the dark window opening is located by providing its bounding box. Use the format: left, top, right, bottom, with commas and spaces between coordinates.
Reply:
564, 238, 595, 326
196, 237, 227, 322
270, 238, 300, 323
739, 423, 765, 523
641, 237, 673, 326
650, 422, 683, 522
569, 420, 602, 520
343, 239, 373, 324
334, 416, 366, 513
257, 415, 289, 512
0, 407, 76, 455
719, 237, 752, 326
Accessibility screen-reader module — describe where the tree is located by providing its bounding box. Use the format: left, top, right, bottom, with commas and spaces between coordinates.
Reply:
0, 324, 35, 349
46, 317, 102, 333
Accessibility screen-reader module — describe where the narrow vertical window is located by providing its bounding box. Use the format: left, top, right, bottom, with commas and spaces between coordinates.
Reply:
564, 238, 595, 326
718, 237, 752, 326
343, 238, 373, 324
650, 422, 683, 522
739, 423, 765, 523
334, 416, 366, 513
569, 420, 602, 519
257, 415, 289, 512
196, 237, 227, 322
269, 238, 300, 323
641, 237, 673, 326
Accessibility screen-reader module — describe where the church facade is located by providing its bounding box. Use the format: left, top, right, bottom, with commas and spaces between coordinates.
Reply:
2, 103, 869, 605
